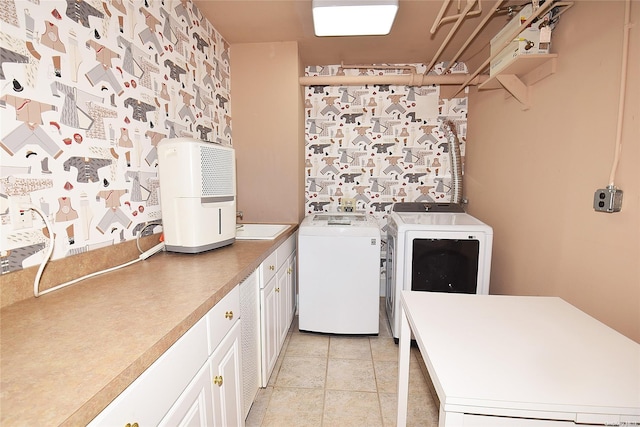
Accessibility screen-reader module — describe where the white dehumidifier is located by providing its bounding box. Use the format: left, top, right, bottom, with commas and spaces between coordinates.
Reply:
157, 138, 236, 253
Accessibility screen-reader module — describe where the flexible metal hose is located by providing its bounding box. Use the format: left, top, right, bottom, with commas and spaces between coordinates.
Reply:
442, 120, 463, 205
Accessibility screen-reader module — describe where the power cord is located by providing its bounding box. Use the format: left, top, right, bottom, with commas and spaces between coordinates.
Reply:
26, 204, 164, 297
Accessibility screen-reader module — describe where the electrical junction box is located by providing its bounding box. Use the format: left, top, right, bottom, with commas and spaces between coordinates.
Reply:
9, 195, 33, 230
490, 4, 552, 76
593, 186, 623, 213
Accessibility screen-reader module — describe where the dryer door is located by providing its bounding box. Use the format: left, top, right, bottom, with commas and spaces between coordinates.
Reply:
410, 237, 480, 294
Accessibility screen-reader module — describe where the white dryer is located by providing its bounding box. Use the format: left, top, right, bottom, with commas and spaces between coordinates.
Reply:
298, 213, 381, 335
385, 203, 494, 340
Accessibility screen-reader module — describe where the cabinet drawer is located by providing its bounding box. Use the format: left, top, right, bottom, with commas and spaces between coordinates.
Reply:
207, 285, 240, 355
260, 251, 277, 287
88, 317, 208, 427
276, 233, 297, 270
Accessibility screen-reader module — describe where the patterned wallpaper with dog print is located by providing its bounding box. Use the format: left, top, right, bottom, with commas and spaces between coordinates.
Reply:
0, 0, 230, 275
304, 63, 468, 228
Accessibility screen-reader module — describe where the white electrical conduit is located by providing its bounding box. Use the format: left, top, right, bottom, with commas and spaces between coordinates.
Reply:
452, 1, 574, 97
442, 0, 506, 74
299, 73, 487, 87
609, 0, 633, 187
28, 205, 164, 297
426, 0, 478, 73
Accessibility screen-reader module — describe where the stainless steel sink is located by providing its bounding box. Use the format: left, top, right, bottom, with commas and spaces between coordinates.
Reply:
235, 224, 290, 240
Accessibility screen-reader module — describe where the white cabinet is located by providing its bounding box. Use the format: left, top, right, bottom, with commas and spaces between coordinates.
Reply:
90, 286, 244, 427
277, 253, 296, 347
160, 322, 242, 427
259, 233, 297, 386
210, 322, 243, 427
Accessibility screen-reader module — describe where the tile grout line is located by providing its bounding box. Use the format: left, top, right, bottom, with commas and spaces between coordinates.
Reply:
369, 336, 386, 427
320, 336, 330, 427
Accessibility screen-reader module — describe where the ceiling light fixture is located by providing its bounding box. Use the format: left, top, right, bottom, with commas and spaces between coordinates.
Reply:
312, 0, 399, 37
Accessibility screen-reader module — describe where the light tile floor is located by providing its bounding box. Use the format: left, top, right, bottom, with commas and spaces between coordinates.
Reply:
246, 299, 439, 427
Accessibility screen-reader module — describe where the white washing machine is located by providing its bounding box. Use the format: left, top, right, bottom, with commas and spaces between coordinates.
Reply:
298, 213, 381, 335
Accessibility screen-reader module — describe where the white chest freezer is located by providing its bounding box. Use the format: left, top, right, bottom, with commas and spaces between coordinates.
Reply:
298, 213, 381, 334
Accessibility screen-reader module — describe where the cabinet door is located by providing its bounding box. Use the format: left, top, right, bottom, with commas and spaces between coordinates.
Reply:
276, 264, 289, 348
159, 362, 214, 427
211, 321, 243, 427
287, 254, 297, 324
260, 276, 278, 386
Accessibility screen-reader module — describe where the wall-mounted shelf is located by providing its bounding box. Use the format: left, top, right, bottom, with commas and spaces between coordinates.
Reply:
478, 54, 558, 110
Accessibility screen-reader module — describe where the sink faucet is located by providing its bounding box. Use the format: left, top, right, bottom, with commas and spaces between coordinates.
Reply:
236, 210, 243, 221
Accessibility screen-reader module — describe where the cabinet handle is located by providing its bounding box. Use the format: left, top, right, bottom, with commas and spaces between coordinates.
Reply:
287, 267, 292, 274
213, 375, 223, 386
224, 311, 233, 320
269, 265, 275, 271
125, 424, 139, 427
275, 287, 280, 293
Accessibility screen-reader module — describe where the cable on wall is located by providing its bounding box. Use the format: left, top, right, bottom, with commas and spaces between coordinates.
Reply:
608, 0, 633, 187
27, 205, 164, 297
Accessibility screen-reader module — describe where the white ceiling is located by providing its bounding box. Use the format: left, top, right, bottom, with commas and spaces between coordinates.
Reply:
194, 0, 522, 71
